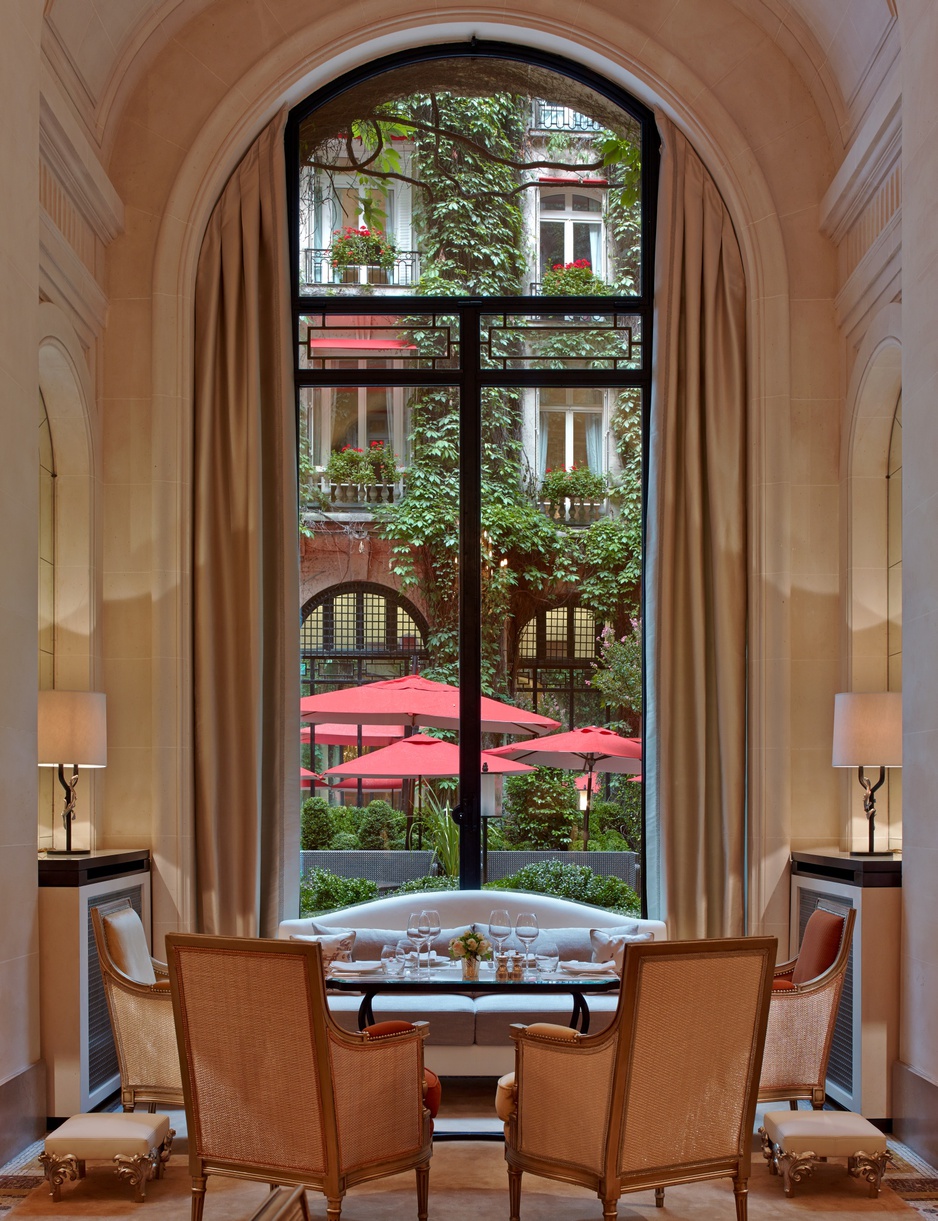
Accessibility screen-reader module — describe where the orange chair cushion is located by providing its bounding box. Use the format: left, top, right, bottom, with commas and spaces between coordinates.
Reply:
771, 978, 796, 991
791, 909, 845, 986
362, 1021, 441, 1118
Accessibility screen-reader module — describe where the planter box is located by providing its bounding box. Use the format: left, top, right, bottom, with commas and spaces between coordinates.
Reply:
301, 849, 435, 890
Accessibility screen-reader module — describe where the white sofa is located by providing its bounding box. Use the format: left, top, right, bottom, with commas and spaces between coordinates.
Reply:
278, 889, 667, 1075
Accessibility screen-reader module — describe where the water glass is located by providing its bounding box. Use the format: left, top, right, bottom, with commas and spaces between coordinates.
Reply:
397, 937, 419, 976
515, 912, 539, 978
423, 909, 442, 968
489, 908, 511, 954
535, 941, 560, 976
381, 943, 404, 976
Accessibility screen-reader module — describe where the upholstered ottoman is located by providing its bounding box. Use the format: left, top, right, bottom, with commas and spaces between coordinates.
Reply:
759, 1110, 888, 1198
39, 1112, 175, 1202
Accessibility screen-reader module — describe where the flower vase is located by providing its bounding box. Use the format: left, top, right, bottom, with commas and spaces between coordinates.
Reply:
462, 956, 480, 982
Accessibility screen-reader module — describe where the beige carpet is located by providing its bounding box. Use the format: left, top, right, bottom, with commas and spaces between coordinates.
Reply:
9, 1144, 915, 1221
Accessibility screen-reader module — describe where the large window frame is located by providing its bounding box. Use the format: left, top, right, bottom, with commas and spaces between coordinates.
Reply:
287, 42, 658, 895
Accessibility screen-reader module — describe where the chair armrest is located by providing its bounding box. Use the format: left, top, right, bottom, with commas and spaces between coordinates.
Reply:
109, 970, 173, 996
511, 1022, 580, 1043
773, 960, 797, 978
151, 958, 169, 978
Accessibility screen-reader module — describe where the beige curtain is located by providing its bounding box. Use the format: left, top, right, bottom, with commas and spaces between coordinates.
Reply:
192, 113, 300, 936
645, 115, 748, 940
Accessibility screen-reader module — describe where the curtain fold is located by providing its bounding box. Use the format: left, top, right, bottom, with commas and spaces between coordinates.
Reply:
192, 112, 300, 937
585, 413, 603, 474
645, 115, 748, 940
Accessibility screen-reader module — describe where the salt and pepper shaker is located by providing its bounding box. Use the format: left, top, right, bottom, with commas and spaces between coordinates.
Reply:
495, 952, 510, 982
510, 953, 524, 982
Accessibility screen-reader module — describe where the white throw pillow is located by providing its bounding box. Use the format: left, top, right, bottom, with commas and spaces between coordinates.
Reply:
589, 926, 653, 972
289, 931, 357, 970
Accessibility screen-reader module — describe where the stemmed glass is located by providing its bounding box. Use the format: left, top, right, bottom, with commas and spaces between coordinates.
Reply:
489, 909, 512, 961
515, 912, 539, 980
407, 911, 432, 977
423, 909, 442, 971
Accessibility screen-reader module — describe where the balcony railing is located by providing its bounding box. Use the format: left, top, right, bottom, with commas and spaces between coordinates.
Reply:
304, 476, 404, 515
302, 249, 420, 290
531, 102, 605, 133
539, 496, 610, 527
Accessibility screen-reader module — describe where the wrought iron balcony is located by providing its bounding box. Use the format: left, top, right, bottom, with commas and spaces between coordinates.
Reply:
301, 249, 420, 290
531, 102, 605, 133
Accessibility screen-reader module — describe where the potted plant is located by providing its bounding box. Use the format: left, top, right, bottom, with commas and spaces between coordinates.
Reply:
540, 259, 612, 296
330, 225, 399, 283
325, 445, 370, 485
540, 464, 607, 502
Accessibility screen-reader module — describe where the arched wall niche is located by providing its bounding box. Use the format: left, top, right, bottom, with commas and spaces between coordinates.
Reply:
119, 11, 799, 939
37, 301, 101, 850
841, 301, 902, 850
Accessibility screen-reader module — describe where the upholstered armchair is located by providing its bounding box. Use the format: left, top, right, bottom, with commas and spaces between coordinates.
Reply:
166, 933, 433, 1221
759, 905, 856, 1110
90, 898, 184, 1112
497, 936, 776, 1221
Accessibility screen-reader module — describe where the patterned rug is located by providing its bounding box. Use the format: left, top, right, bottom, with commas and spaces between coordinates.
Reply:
0, 1141, 43, 1216
2, 1136, 937, 1217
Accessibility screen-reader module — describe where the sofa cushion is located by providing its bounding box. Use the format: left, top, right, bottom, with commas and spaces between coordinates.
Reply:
473, 993, 618, 1044
289, 931, 356, 969
299, 921, 465, 962
590, 927, 654, 972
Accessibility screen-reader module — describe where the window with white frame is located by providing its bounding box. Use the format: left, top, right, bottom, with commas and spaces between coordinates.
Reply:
537, 386, 606, 478
302, 376, 414, 471
538, 185, 606, 277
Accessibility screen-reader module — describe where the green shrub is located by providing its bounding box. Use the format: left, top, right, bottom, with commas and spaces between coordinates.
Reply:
487, 859, 639, 915
299, 867, 378, 915
329, 831, 361, 850
300, 796, 335, 851
501, 769, 579, 850
357, 799, 406, 849
393, 874, 459, 895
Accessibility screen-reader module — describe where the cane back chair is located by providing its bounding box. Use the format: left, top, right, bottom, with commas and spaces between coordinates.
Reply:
166, 933, 433, 1221
499, 936, 776, 1221
90, 898, 185, 1112
759, 905, 856, 1110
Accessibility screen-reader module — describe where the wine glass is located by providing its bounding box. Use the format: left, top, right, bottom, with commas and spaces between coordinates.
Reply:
423, 909, 442, 971
407, 911, 430, 976
489, 909, 512, 965
515, 912, 539, 979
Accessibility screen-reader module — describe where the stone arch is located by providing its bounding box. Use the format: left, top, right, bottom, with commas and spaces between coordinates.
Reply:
841, 302, 902, 847
37, 301, 100, 846
133, 9, 794, 935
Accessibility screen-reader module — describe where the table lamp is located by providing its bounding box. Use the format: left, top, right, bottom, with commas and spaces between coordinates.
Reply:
38, 689, 107, 855
832, 691, 901, 856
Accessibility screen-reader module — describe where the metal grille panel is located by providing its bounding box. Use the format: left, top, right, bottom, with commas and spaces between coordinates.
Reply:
86, 884, 145, 1093
798, 888, 854, 1093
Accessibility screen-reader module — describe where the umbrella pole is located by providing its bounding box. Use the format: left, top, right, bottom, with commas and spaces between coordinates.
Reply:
582, 765, 594, 849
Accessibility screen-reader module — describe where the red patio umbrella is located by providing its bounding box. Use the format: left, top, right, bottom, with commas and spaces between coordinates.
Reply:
322, 733, 534, 780
300, 675, 559, 736
489, 726, 642, 845
300, 720, 404, 747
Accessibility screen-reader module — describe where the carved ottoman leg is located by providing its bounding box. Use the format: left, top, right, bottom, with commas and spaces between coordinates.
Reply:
757, 1127, 777, 1171
39, 1153, 80, 1201
157, 1129, 175, 1178
778, 1150, 816, 1198
849, 1150, 889, 1198
114, 1151, 153, 1202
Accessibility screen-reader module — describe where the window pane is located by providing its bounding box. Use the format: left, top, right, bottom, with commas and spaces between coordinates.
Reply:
362, 593, 386, 648
365, 388, 391, 448
540, 221, 565, 273
543, 411, 566, 472
333, 593, 357, 650
572, 193, 602, 212
573, 222, 602, 266
540, 193, 566, 211
572, 608, 597, 658
544, 609, 568, 659
572, 413, 590, 469
330, 389, 358, 450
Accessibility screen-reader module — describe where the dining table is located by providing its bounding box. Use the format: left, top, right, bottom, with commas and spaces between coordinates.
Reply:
325, 961, 621, 1033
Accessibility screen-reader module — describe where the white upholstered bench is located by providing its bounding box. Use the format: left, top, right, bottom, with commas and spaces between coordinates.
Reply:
758, 1110, 888, 1198
39, 1112, 175, 1202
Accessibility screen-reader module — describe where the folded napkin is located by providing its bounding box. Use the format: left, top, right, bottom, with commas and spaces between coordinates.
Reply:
559, 960, 619, 975
330, 960, 383, 974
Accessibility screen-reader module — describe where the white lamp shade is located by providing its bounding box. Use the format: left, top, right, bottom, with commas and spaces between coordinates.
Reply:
832, 692, 902, 768
38, 690, 107, 767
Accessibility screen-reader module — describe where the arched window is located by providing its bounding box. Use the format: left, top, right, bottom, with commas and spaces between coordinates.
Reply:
513, 606, 603, 729
300, 582, 429, 697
